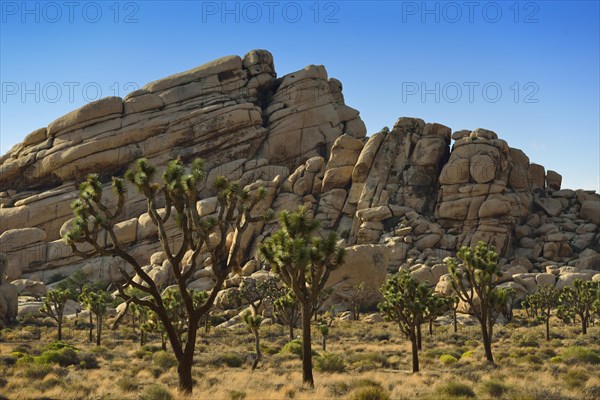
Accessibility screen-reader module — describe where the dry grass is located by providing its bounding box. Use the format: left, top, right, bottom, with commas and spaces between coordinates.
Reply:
0, 312, 598, 399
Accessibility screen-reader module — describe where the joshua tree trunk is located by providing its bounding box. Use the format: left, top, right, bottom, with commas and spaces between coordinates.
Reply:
545, 317, 550, 341
57, 319, 63, 341
410, 331, 419, 373
251, 327, 261, 371
300, 301, 314, 388
322, 334, 327, 351
88, 313, 93, 343
453, 310, 458, 339
480, 319, 494, 363
289, 324, 294, 341
417, 323, 422, 350
581, 316, 587, 335
429, 319, 433, 336
96, 315, 102, 346
176, 322, 199, 394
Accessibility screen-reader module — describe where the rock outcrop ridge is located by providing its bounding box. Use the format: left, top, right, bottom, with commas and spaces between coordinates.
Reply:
1, 50, 599, 311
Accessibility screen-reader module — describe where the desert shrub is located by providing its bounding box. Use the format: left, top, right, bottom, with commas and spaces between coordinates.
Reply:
480, 380, 509, 397
140, 384, 173, 400
117, 377, 139, 392
346, 385, 390, 400
280, 339, 303, 358
78, 352, 99, 369
229, 390, 247, 400
563, 369, 589, 389
347, 352, 388, 370
0, 377, 7, 388
0, 355, 17, 367
437, 382, 476, 398
209, 352, 245, 368
12, 344, 31, 354
315, 352, 346, 373
43, 340, 75, 351
561, 346, 600, 364
584, 385, 600, 399
152, 351, 177, 370
326, 381, 351, 397
22, 364, 53, 380
440, 354, 459, 365
38, 377, 64, 391
512, 331, 541, 347
461, 350, 475, 358
35, 348, 79, 367
15, 354, 34, 366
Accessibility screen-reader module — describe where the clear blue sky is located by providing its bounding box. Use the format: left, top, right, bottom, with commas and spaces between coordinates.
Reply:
1, 1, 599, 191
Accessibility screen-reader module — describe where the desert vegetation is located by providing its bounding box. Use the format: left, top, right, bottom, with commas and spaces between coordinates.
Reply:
1, 159, 599, 399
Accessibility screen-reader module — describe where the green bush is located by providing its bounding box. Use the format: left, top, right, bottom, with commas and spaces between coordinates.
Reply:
563, 369, 589, 389
561, 346, 600, 364
440, 354, 459, 365
480, 380, 509, 397
315, 352, 346, 373
152, 351, 177, 370
34, 348, 79, 367
280, 339, 303, 358
0, 355, 17, 367
140, 384, 173, 400
437, 382, 476, 398
43, 340, 76, 352
511, 331, 541, 348
346, 385, 390, 400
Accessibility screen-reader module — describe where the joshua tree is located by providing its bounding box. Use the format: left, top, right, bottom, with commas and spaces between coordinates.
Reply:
273, 288, 301, 340
448, 293, 460, 339
236, 276, 278, 371
79, 286, 112, 346
424, 294, 448, 337
558, 279, 599, 335
379, 269, 432, 373
259, 207, 345, 388
525, 285, 560, 341
348, 281, 369, 321
445, 241, 502, 363
40, 288, 72, 341
63, 157, 269, 394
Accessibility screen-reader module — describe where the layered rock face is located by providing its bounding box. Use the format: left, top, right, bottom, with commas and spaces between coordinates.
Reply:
1, 50, 599, 311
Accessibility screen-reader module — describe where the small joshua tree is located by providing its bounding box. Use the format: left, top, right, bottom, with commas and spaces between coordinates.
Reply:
424, 294, 448, 337
236, 276, 278, 371
79, 286, 112, 346
445, 241, 502, 363
63, 158, 269, 394
259, 207, 345, 388
273, 288, 301, 340
348, 282, 369, 321
558, 279, 599, 335
379, 269, 432, 373
40, 288, 72, 341
525, 285, 560, 341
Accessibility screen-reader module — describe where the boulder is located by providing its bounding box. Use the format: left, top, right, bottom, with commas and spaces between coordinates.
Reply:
11, 279, 47, 297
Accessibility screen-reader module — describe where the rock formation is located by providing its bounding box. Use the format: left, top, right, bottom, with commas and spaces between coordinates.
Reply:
0, 253, 18, 326
1, 50, 599, 313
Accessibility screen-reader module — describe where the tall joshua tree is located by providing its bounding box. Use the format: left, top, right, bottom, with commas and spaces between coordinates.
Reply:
445, 241, 502, 363
259, 207, 345, 388
63, 158, 269, 394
